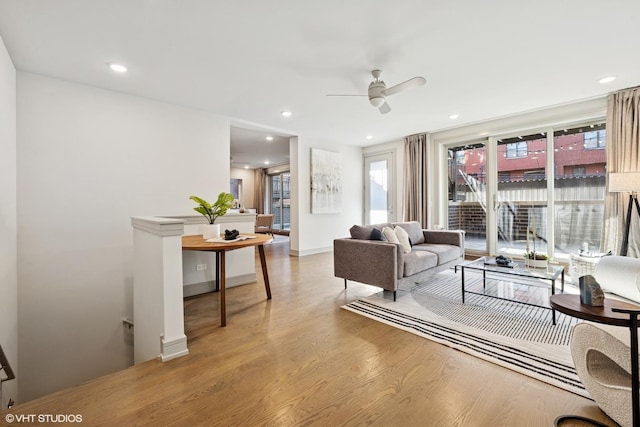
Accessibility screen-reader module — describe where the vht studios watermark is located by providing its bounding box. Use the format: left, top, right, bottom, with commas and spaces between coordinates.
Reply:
5, 413, 83, 423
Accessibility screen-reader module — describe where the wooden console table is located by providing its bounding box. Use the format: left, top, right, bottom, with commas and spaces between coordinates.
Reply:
182, 234, 272, 326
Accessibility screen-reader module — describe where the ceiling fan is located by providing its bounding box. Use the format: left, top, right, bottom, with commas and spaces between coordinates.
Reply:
327, 69, 426, 114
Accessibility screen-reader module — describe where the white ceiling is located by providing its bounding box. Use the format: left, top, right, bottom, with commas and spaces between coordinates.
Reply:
1, 0, 639, 166
230, 126, 290, 169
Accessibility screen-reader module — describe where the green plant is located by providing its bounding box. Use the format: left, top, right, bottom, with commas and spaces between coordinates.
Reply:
524, 251, 548, 260
189, 193, 235, 224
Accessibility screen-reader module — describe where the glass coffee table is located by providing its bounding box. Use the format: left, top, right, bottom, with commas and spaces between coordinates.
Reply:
457, 256, 565, 325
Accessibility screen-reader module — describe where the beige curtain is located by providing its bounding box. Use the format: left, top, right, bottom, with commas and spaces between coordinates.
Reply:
253, 168, 267, 214
403, 133, 428, 225
602, 86, 640, 257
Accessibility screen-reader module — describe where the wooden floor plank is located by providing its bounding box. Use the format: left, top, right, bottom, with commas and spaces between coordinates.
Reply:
1, 243, 616, 426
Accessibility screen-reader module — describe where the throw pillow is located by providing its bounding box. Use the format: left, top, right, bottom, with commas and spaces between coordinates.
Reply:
382, 226, 400, 245
349, 224, 373, 240
394, 221, 425, 245
370, 228, 385, 241
394, 225, 412, 253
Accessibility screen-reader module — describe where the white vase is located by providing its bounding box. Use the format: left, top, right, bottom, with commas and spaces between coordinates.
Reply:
527, 258, 548, 269
202, 223, 220, 239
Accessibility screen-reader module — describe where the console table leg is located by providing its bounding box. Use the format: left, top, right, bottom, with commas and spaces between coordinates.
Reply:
220, 251, 226, 327
258, 244, 272, 300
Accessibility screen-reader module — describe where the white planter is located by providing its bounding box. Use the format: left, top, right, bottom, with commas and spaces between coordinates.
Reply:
202, 223, 220, 239
526, 258, 548, 269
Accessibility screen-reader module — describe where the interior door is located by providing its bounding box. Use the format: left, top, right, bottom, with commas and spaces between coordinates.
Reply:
364, 152, 394, 224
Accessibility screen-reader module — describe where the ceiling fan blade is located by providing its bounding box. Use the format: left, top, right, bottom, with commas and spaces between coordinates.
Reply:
384, 76, 426, 97
326, 94, 367, 97
379, 102, 391, 114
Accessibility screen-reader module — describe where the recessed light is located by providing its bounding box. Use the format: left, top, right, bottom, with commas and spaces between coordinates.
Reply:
107, 62, 127, 73
266, 136, 274, 141
598, 76, 616, 84
449, 114, 459, 120
244, 165, 249, 169
264, 161, 270, 165
281, 111, 292, 117
366, 135, 373, 140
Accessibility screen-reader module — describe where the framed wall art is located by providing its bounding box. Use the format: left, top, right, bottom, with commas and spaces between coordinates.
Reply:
310, 148, 342, 214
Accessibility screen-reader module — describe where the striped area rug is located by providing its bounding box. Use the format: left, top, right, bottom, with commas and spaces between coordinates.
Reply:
342, 270, 588, 398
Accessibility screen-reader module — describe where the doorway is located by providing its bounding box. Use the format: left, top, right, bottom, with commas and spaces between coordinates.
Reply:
364, 152, 394, 224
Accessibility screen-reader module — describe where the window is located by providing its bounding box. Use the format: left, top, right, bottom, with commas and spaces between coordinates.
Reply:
505, 141, 527, 158
524, 169, 545, 180
572, 167, 586, 176
269, 172, 290, 232
584, 130, 606, 150
553, 124, 607, 257
448, 143, 487, 251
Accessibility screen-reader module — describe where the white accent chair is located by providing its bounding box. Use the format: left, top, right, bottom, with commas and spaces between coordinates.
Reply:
570, 256, 640, 427
571, 322, 634, 427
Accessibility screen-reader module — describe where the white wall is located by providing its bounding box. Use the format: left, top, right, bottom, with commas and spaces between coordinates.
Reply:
290, 137, 363, 255
16, 72, 230, 402
0, 35, 18, 408
230, 167, 255, 209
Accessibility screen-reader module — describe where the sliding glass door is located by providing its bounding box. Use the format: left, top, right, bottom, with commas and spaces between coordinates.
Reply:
443, 120, 607, 261
447, 142, 487, 253
496, 133, 548, 257
552, 125, 607, 258
269, 172, 290, 232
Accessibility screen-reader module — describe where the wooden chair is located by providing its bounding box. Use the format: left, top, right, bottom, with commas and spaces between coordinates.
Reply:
255, 214, 274, 236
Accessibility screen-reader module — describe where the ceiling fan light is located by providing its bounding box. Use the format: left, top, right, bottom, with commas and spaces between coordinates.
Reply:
369, 96, 385, 107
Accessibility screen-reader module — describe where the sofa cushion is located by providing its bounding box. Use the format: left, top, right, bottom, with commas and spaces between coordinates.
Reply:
413, 243, 460, 265
394, 226, 412, 254
382, 226, 400, 245
403, 250, 438, 276
394, 221, 425, 245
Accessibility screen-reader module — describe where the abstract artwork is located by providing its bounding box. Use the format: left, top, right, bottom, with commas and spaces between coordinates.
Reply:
311, 148, 342, 214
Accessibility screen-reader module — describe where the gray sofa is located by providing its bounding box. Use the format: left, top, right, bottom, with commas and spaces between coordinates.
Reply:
333, 221, 465, 300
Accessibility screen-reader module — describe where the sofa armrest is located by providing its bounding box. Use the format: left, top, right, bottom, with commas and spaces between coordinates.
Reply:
423, 230, 465, 256
333, 238, 402, 290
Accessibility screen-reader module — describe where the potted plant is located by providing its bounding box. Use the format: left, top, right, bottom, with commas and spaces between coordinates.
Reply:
190, 192, 235, 239
524, 251, 548, 269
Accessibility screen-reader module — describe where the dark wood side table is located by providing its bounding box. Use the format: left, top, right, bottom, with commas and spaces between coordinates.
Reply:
550, 294, 640, 427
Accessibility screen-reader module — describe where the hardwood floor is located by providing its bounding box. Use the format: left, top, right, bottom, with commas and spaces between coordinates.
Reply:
1, 243, 616, 426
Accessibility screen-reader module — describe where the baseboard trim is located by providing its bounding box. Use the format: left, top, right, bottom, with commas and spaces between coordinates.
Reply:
289, 246, 332, 257
183, 273, 257, 297
161, 335, 189, 362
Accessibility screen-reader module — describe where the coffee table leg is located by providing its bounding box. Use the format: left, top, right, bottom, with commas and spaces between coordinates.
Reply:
461, 267, 466, 303
551, 279, 556, 325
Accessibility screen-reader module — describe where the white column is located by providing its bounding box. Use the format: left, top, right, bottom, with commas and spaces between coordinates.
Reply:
131, 216, 189, 364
